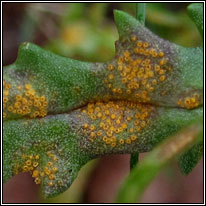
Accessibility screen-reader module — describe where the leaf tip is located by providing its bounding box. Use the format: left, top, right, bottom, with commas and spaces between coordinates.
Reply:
113, 9, 142, 38
187, 3, 203, 37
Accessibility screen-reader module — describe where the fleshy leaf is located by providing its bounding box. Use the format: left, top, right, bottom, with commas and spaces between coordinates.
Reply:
112, 10, 203, 107
3, 115, 91, 198
3, 101, 202, 198
178, 142, 203, 175
3, 43, 105, 120
187, 3, 203, 38
3, 10, 203, 121
3, 5, 203, 199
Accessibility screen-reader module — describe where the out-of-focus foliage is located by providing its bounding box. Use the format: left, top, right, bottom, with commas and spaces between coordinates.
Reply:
19, 3, 201, 61
178, 142, 203, 175
116, 121, 203, 203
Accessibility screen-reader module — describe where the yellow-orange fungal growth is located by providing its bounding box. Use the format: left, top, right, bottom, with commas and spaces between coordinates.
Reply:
49, 174, 55, 180
152, 79, 157, 85
118, 65, 123, 71
3, 97, 8, 103
47, 162, 53, 167
3, 81, 48, 119
48, 181, 54, 187
44, 169, 51, 176
40, 172, 45, 177
52, 156, 58, 162
111, 136, 116, 142
159, 51, 164, 57
137, 41, 143, 47
143, 42, 149, 48
111, 142, 116, 147
3, 112, 6, 118
111, 114, 116, 120
4, 90, 9, 96
159, 75, 166, 82
5, 84, 11, 89
90, 125, 95, 131
108, 74, 114, 80
177, 93, 201, 109
40, 96, 46, 101
97, 112, 102, 118
33, 162, 39, 167
124, 50, 130, 57
25, 84, 31, 90
122, 123, 127, 129
80, 101, 154, 148
108, 64, 114, 71
52, 167, 58, 173
126, 139, 131, 144
159, 58, 167, 65
32, 170, 39, 178
152, 51, 158, 57
136, 126, 141, 132
26, 160, 32, 166
103, 136, 107, 142
97, 131, 102, 136
35, 177, 41, 184
28, 154, 33, 159
90, 132, 96, 138
140, 121, 146, 128
105, 32, 172, 102
131, 135, 137, 141
131, 35, 137, 41
22, 165, 28, 172
16, 95, 22, 101
17, 152, 59, 186
119, 139, 124, 144
159, 69, 165, 75
107, 130, 113, 137
83, 123, 88, 129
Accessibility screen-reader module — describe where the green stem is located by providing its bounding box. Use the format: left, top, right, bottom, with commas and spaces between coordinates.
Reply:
136, 3, 146, 25
130, 3, 146, 171
130, 153, 139, 170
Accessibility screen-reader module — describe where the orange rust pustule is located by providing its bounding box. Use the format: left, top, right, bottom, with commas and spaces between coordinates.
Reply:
3, 81, 48, 119
79, 101, 154, 148
13, 151, 59, 187
177, 93, 201, 109
104, 34, 172, 103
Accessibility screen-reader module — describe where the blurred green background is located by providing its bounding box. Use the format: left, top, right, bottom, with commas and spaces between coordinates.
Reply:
3, 3, 203, 203
3, 3, 201, 65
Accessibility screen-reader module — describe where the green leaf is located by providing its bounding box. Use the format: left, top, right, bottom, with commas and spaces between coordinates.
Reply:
187, 3, 203, 38
3, 115, 91, 198
178, 142, 203, 175
4, 10, 203, 121
3, 7, 203, 199
3, 42, 105, 120
116, 122, 203, 203
113, 9, 203, 108
3, 103, 203, 198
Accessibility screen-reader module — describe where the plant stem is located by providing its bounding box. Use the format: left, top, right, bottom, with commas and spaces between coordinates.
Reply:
130, 3, 146, 171
136, 3, 146, 25
130, 153, 139, 170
